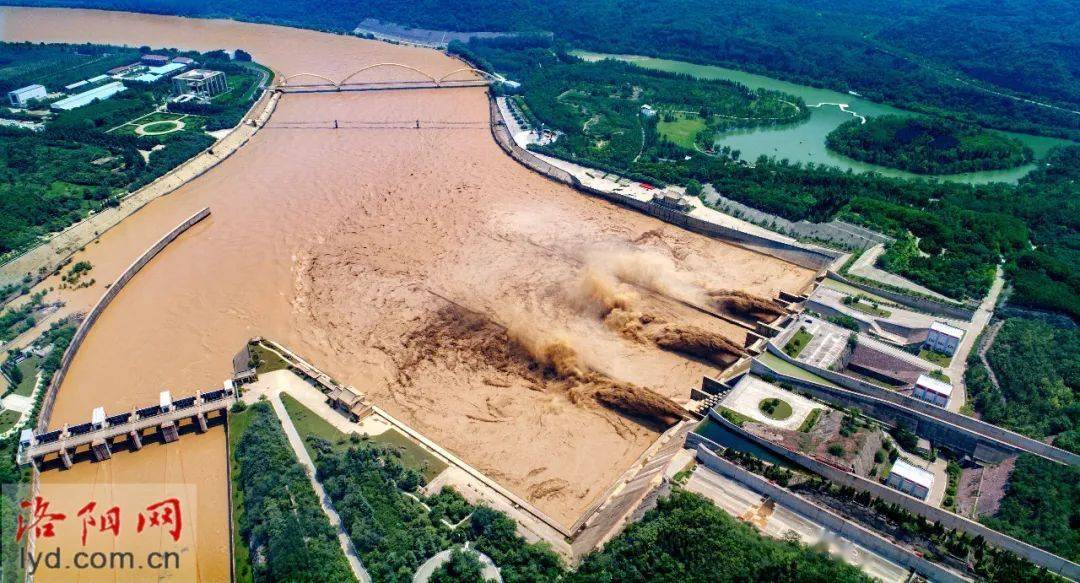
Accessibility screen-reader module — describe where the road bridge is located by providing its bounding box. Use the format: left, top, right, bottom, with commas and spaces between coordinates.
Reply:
274, 64, 506, 94
17, 382, 236, 470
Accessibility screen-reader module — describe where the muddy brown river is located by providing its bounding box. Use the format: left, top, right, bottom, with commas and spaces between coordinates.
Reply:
2, 8, 815, 580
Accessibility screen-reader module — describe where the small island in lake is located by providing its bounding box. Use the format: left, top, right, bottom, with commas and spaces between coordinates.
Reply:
825, 115, 1033, 174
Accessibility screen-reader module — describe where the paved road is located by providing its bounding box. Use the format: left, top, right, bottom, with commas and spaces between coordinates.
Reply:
266, 390, 372, 583
947, 267, 1004, 412
412, 544, 502, 583
686, 466, 909, 583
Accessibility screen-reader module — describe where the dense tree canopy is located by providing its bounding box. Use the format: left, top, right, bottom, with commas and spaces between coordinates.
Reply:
826, 115, 1033, 174
232, 402, 357, 582
12, 0, 1078, 139
570, 489, 871, 582
965, 317, 1079, 447
0, 43, 264, 256
980, 454, 1080, 563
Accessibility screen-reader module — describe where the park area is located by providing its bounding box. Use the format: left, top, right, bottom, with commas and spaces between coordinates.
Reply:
720, 375, 821, 431
109, 111, 205, 137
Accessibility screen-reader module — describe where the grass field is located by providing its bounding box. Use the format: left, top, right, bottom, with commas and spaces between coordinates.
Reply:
110, 111, 205, 137
919, 348, 952, 367
280, 393, 447, 481
657, 112, 706, 148
759, 397, 793, 420
249, 344, 289, 374
13, 356, 40, 397
0, 409, 21, 434
783, 327, 814, 358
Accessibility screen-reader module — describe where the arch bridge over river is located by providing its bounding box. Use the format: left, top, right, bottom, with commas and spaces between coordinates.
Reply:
276, 63, 503, 93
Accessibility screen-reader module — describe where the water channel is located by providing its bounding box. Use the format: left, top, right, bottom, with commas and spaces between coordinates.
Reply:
574, 51, 1074, 185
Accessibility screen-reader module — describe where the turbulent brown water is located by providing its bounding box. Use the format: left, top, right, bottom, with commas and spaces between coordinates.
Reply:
2, 7, 815, 579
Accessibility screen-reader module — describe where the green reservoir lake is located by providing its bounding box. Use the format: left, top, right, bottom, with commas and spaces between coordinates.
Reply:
574, 51, 1073, 184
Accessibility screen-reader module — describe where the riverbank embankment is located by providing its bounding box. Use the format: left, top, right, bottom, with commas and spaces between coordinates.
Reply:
0, 87, 280, 292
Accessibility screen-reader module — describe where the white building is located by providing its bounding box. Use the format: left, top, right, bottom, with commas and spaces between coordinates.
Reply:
924, 321, 963, 356
172, 69, 229, 99
912, 374, 952, 408
50, 81, 127, 111
7, 84, 47, 107
886, 458, 934, 500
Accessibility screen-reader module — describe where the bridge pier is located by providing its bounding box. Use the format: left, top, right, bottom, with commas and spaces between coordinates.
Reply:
195, 412, 208, 433
159, 421, 180, 443
58, 448, 73, 470
91, 439, 112, 462
129, 429, 143, 451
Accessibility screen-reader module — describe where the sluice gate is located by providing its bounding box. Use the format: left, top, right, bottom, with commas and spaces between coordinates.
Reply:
17, 382, 237, 470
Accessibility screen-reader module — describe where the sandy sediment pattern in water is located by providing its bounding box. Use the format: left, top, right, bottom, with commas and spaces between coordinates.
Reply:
1, 6, 816, 569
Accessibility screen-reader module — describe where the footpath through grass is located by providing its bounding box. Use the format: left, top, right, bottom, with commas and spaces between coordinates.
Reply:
229, 401, 356, 582
279, 392, 447, 481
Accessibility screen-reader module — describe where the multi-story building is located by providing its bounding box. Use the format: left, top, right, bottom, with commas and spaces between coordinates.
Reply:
924, 321, 963, 356
172, 69, 229, 99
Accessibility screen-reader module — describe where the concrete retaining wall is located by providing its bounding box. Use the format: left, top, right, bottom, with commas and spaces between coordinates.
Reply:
826, 272, 975, 320
694, 445, 968, 583
708, 409, 1080, 579
36, 208, 212, 431
705, 190, 894, 250
763, 343, 1080, 466
486, 96, 842, 272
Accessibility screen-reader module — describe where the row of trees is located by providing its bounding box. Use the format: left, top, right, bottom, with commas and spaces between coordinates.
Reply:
231, 402, 356, 582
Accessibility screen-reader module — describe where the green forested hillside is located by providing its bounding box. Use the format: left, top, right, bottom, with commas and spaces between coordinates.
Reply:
460, 36, 1080, 316
11, 0, 1078, 139
965, 318, 1079, 449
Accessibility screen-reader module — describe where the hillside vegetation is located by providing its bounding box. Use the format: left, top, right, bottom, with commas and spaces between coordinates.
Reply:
14, 0, 1077, 140
826, 115, 1033, 174
965, 317, 1079, 450
458, 37, 1080, 316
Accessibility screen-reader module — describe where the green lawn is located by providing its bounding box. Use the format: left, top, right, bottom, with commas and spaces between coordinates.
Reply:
13, 356, 41, 397
783, 327, 814, 358
249, 344, 290, 374
848, 299, 892, 317
657, 112, 707, 149
798, 408, 822, 432
756, 352, 843, 389
759, 397, 793, 420
227, 405, 257, 583
280, 393, 447, 481
0, 409, 22, 434
919, 348, 952, 367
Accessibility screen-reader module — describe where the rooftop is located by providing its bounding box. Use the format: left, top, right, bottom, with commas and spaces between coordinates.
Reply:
891, 457, 935, 490
9, 84, 45, 96
930, 321, 964, 339
915, 374, 953, 397
175, 68, 224, 81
